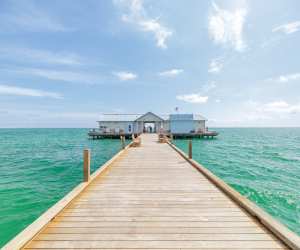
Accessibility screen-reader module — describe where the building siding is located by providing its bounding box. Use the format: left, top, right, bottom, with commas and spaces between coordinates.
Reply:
97, 113, 206, 134
170, 120, 194, 133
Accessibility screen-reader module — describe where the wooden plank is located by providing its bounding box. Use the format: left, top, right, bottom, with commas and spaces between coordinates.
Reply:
54, 215, 253, 222
47, 221, 260, 228
42, 226, 270, 234
61, 210, 248, 217
62, 207, 244, 213
25, 239, 286, 249
37, 233, 276, 241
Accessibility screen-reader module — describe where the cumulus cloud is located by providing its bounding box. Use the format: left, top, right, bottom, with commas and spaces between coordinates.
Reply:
159, 69, 183, 77
176, 93, 208, 104
176, 82, 216, 104
115, 0, 172, 49
113, 71, 137, 81
0, 84, 62, 99
208, 2, 247, 51
272, 21, 300, 34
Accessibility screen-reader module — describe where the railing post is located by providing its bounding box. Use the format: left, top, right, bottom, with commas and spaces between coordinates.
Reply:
170, 134, 173, 143
83, 149, 90, 182
188, 139, 192, 159
121, 136, 125, 149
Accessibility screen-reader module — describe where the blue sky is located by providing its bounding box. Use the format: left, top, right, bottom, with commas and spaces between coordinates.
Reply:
0, 0, 300, 127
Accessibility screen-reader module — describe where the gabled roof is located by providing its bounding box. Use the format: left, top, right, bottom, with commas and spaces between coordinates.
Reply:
135, 112, 165, 122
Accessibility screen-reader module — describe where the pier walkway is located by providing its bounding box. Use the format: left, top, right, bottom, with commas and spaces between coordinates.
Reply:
5, 134, 299, 249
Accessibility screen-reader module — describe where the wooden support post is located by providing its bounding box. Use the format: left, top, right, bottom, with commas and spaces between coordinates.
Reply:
170, 134, 173, 143
188, 140, 192, 159
121, 136, 125, 149
83, 149, 90, 182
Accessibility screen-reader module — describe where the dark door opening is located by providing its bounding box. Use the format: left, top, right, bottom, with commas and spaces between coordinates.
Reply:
143, 122, 156, 133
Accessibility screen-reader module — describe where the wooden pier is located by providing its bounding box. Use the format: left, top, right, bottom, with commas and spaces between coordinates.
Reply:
88, 131, 140, 140
88, 131, 218, 140
3, 134, 300, 250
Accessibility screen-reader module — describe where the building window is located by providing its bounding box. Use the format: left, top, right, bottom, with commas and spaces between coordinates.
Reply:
128, 124, 132, 132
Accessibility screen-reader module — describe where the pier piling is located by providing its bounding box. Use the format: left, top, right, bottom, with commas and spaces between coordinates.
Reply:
188, 139, 192, 159
83, 149, 90, 182
121, 136, 125, 149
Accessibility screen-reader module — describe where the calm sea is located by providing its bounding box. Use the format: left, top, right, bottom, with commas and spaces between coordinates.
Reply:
0, 128, 299, 247
175, 128, 300, 236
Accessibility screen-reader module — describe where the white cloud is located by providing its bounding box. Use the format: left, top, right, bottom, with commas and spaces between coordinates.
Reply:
208, 2, 247, 52
208, 58, 223, 73
115, 0, 172, 49
272, 21, 300, 34
176, 93, 208, 104
262, 101, 300, 114
0, 47, 82, 66
278, 73, 300, 82
159, 69, 183, 77
268, 73, 300, 83
113, 71, 137, 81
243, 100, 300, 118
0, 84, 62, 99
175, 82, 215, 104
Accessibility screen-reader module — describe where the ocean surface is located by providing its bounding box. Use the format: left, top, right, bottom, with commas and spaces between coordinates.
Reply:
175, 128, 300, 236
0, 128, 299, 247
0, 129, 126, 247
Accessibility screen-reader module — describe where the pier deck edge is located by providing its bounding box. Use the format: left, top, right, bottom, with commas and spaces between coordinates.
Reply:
2, 142, 134, 250
167, 140, 300, 250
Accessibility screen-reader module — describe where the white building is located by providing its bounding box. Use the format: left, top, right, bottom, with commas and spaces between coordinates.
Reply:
97, 112, 207, 134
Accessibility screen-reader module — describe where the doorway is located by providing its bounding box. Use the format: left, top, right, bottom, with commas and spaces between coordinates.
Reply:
143, 122, 156, 133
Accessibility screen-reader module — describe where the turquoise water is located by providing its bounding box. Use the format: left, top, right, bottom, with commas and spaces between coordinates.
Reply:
0, 129, 126, 247
175, 128, 300, 235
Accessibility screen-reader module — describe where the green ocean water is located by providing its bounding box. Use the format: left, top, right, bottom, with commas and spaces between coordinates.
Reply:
0, 129, 126, 247
175, 128, 300, 235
